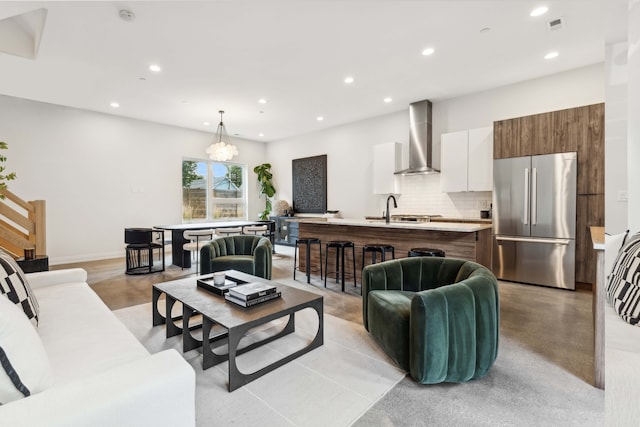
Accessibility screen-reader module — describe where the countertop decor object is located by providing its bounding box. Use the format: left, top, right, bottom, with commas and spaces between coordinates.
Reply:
273, 199, 290, 217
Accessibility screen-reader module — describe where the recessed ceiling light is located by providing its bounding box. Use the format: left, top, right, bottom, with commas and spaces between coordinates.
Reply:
149, 64, 161, 72
530, 6, 548, 17
384, 97, 392, 103
258, 98, 267, 104
544, 51, 559, 59
421, 47, 435, 56
110, 102, 120, 108
259, 133, 264, 137
316, 116, 324, 121
344, 76, 354, 84
203, 122, 210, 126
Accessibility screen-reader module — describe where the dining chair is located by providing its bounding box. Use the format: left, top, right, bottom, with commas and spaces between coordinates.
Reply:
182, 229, 215, 274
242, 224, 269, 236
215, 227, 243, 237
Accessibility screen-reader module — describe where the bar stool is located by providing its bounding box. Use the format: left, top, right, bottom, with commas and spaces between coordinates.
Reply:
362, 244, 395, 271
294, 238, 323, 283
324, 240, 356, 292
215, 227, 243, 237
408, 248, 446, 257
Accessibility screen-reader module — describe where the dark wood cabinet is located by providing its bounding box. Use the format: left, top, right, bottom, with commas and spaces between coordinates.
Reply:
576, 103, 605, 195
271, 216, 298, 246
493, 103, 604, 285
575, 194, 605, 284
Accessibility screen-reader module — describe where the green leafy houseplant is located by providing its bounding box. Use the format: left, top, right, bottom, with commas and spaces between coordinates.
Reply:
253, 163, 276, 221
0, 142, 16, 199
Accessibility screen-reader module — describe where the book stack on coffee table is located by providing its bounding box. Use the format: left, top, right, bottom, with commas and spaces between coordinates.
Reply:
224, 282, 281, 307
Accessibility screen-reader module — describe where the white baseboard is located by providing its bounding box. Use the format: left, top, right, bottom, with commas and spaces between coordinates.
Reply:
50, 246, 172, 266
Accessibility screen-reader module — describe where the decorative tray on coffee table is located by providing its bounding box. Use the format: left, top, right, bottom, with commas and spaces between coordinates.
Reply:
197, 275, 247, 296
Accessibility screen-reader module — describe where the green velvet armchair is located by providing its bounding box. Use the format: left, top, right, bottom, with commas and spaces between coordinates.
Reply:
200, 235, 272, 279
362, 257, 499, 384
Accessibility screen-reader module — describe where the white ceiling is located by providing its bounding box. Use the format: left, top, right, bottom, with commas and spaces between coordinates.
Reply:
0, 1, 617, 142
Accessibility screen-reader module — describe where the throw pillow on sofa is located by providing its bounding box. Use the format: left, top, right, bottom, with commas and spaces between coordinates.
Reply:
0, 295, 53, 404
0, 248, 39, 324
607, 231, 640, 325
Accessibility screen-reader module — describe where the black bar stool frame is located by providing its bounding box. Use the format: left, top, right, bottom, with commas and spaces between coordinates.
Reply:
362, 244, 395, 271
324, 241, 356, 292
294, 238, 323, 284
408, 248, 446, 257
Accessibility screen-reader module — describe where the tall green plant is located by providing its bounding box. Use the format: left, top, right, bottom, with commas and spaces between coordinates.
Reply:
253, 163, 276, 220
0, 142, 16, 199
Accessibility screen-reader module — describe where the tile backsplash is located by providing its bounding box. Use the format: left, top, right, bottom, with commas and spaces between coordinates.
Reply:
385, 174, 492, 218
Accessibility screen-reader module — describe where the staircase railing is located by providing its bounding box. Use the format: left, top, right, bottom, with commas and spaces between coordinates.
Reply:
0, 189, 46, 258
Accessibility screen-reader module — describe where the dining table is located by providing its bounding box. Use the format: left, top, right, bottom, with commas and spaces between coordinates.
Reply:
154, 221, 273, 268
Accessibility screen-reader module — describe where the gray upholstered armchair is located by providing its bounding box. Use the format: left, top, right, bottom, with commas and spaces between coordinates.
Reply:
200, 235, 272, 279
362, 257, 499, 384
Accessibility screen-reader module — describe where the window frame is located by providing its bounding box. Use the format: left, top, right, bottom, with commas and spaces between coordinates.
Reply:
182, 157, 248, 223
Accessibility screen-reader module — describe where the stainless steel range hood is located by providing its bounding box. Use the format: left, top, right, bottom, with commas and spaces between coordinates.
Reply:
394, 99, 440, 175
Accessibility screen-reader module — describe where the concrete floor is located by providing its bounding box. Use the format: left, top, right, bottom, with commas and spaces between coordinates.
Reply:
56, 244, 596, 386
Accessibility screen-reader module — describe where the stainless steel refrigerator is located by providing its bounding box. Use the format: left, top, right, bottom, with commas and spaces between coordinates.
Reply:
492, 152, 577, 290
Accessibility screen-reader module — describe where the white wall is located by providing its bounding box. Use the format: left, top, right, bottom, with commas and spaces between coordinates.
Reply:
605, 42, 629, 234
0, 95, 267, 264
266, 109, 408, 219
605, 0, 640, 235
0, 62, 606, 263
267, 64, 605, 220
628, 1, 640, 232
431, 63, 605, 169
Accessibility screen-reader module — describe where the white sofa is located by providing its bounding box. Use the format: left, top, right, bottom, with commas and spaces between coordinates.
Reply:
0, 268, 196, 427
605, 303, 640, 426
601, 231, 640, 426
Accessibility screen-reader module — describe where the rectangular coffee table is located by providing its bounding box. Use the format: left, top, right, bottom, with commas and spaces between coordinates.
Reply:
152, 270, 324, 391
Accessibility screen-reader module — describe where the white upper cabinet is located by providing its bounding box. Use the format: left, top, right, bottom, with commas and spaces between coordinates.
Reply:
440, 130, 468, 192
440, 126, 493, 192
467, 126, 493, 191
373, 142, 402, 194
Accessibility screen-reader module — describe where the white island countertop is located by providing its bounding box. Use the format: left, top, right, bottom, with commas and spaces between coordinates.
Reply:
300, 218, 492, 233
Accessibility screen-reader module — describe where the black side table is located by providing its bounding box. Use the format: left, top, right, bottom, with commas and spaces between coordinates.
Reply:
17, 255, 49, 273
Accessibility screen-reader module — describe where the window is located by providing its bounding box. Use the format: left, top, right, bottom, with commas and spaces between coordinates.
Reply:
182, 159, 247, 222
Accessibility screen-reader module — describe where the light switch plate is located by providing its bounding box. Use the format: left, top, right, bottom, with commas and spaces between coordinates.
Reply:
617, 190, 628, 202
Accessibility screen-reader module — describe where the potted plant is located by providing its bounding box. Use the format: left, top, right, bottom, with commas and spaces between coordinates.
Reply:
253, 163, 276, 221
0, 142, 16, 199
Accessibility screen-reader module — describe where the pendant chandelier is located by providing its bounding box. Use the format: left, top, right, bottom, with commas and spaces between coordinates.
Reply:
206, 110, 238, 161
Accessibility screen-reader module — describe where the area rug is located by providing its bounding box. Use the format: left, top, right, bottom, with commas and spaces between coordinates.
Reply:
355, 335, 604, 427
114, 302, 405, 427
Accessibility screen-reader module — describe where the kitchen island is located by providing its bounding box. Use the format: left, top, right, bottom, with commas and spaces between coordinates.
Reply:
297, 218, 492, 284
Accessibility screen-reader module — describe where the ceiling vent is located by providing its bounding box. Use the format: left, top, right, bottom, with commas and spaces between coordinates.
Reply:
119, 9, 136, 22
548, 17, 564, 31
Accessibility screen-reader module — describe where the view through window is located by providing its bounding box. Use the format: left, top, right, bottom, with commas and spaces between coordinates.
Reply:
182, 159, 246, 222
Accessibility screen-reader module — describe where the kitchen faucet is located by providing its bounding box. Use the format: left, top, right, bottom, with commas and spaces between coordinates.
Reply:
385, 195, 397, 224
